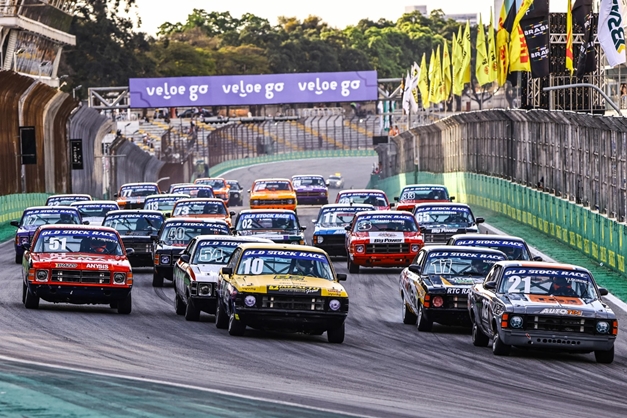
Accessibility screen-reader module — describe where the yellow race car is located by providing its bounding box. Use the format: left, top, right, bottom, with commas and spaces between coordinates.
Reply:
216, 243, 349, 343
248, 178, 297, 212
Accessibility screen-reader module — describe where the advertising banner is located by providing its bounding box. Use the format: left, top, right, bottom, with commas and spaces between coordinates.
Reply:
129, 71, 378, 108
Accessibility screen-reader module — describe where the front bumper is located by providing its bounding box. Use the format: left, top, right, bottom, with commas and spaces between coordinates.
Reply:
191, 296, 217, 313
500, 329, 616, 351
315, 242, 347, 256
29, 283, 131, 305
295, 194, 328, 205
424, 307, 471, 326
250, 203, 297, 211
235, 308, 347, 332
351, 253, 414, 267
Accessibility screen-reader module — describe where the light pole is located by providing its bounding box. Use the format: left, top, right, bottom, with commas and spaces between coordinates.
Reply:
124, 122, 131, 137
72, 85, 82, 100
38, 61, 50, 79
12, 47, 25, 71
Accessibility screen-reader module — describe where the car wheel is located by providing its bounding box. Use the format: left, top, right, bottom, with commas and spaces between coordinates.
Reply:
117, 293, 132, 314
174, 291, 186, 315
15, 253, 22, 264
109, 301, 118, 309
416, 303, 432, 331
492, 332, 511, 356
327, 322, 345, 344
228, 311, 246, 336
152, 271, 164, 287
595, 346, 614, 364
215, 299, 229, 329
184, 297, 201, 321
472, 323, 490, 347
22, 283, 26, 304
24, 286, 39, 309
402, 301, 417, 325
347, 258, 360, 274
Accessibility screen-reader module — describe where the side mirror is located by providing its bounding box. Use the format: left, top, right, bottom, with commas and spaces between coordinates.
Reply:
10, 220, 19, 227
229, 211, 236, 217
336, 273, 347, 281
475, 217, 485, 224
83, 221, 90, 225
165, 212, 171, 218
125, 248, 135, 255
599, 287, 609, 296
300, 225, 307, 231
420, 226, 427, 233
450, 196, 455, 201
394, 197, 399, 201
114, 193, 118, 197
408, 264, 421, 274
389, 203, 395, 208
179, 254, 190, 263
484, 281, 497, 290
311, 219, 317, 223
221, 267, 233, 275
21, 243, 30, 251
532, 256, 543, 261
247, 189, 251, 193
344, 225, 352, 231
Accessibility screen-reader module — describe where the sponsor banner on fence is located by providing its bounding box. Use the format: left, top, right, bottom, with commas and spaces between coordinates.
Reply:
129, 71, 378, 108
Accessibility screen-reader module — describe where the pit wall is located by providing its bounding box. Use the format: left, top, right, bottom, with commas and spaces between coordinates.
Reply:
369, 172, 627, 276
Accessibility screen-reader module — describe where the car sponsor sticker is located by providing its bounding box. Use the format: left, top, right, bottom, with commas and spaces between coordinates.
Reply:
86, 263, 109, 269
455, 239, 525, 248
446, 287, 472, 294
267, 285, 321, 295
55, 263, 78, 268
538, 308, 583, 316
240, 212, 295, 219
368, 232, 405, 243
25, 209, 79, 215
198, 240, 241, 247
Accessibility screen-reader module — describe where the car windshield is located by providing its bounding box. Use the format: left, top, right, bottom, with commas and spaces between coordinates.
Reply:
160, 222, 229, 246
34, 229, 123, 255
192, 240, 242, 264
400, 187, 448, 201
120, 185, 158, 197
47, 196, 90, 206
338, 193, 387, 206
329, 176, 341, 180
173, 201, 226, 216
253, 181, 291, 192
227, 181, 241, 190
423, 251, 506, 276
354, 214, 418, 232
414, 206, 474, 226
73, 204, 118, 218
144, 196, 187, 211
237, 213, 298, 233
103, 214, 163, 234
171, 186, 214, 198
22, 210, 80, 226
196, 179, 225, 189
237, 249, 334, 280
499, 267, 598, 299
452, 238, 530, 260
316, 207, 370, 227
293, 176, 325, 187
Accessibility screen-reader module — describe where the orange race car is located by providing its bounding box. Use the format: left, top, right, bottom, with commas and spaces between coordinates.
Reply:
194, 178, 230, 203
248, 178, 297, 212
115, 182, 160, 210
171, 198, 235, 226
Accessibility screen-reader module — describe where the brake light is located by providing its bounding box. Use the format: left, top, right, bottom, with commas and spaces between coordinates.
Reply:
423, 294, 431, 308
612, 320, 619, 336
501, 313, 509, 329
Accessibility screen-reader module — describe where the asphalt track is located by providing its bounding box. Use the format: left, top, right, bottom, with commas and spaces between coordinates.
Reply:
1, 157, 626, 417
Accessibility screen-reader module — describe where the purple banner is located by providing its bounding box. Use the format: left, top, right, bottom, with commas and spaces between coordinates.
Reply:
129, 71, 378, 108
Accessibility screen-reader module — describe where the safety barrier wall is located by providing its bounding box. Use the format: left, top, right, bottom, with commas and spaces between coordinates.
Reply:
109, 137, 165, 195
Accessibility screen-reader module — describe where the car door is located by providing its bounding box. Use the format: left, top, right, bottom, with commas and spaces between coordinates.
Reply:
174, 239, 196, 296
478, 265, 502, 332
219, 247, 242, 316
404, 251, 426, 311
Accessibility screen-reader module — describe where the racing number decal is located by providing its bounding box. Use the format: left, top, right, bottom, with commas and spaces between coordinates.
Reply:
145, 201, 159, 210
402, 191, 415, 200
121, 189, 133, 197
242, 218, 253, 229
167, 227, 186, 241
174, 206, 190, 216
49, 201, 61, 206
415, 213, 428, 223
198, 247, 227, 263
49, 237, 67, 251
322, 212, 338, 224
507, 276, 531, 293
240, 258, 264, 274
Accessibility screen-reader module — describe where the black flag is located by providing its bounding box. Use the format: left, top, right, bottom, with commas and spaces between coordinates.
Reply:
521, 0, 550, 78
572, 0, 596, 77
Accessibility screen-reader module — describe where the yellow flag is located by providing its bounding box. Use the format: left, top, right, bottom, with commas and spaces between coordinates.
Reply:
453, 25, 464, 95
442, 40, 452, 100
487, 11, 497, 83
418, 53, 430, 108
566, 0, 574, 76
509, 0, 533, 73
462, 20, 471, 83
428, 49, 437, 104
475, 15, 491, 86
496, 1, 511, 86
435, 45, 443, 103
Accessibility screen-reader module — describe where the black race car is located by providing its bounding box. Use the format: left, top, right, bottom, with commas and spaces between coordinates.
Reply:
226, 180, 244, 206
447, 234, 541, 261
413, 203, 484, 244
102, 210, 164, 267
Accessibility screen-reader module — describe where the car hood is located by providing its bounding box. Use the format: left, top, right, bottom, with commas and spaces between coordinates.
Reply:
250, 191, 295, 199
238, 230, 303, 240
423, 274, 484, 293
502, 293, 612, 318
314, 226, 348, 235
31, 253, 130, 270
422, 224, 476, 233
230, 274, 347, 297
191, 264, 223, 282
351, 231, 421, 243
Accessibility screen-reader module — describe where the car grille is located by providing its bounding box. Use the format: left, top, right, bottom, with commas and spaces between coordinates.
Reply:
256, 199, 293, 205
423, 232, 459, 243
297, 192, 323, 197
261, 295, 325, 311
124, 242, 152, 253
365, 243, 410, 253
444, 294, 468, 309
51, 269, 111, 284
521, 315, 596, 334
320, 235, 345, 244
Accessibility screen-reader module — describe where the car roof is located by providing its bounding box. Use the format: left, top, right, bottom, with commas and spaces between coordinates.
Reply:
422, 245, 507, 256
355, 210, 415, 217
292, 174, 324, 178
401, 184, 448, 189
237, 243, 328, 254
25, 206, 79, 211
163, 217, 229, 225
172, 185, 213, 189
36, 224, 119, 233
238, 209, 296, 214
105, 209, 164, 216
338, 189, 385, 194
253, 178, 292, 182
47, 193, 92, 198
320, 204, 375, 209
194, 235, 274, 243
70, 200, 119, 206
414, 202, 471, 208
145, 193, 190, 199
174, 198, 225, 204
450, 234, 525, 242
195, 177, 226, 181
494, 260, 591, 273
120, 182, 158, 187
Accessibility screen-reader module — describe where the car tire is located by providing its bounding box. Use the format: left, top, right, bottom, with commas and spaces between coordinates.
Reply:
117, 293, 132, 314
402, 301, 417, 325
152, 272, 164, 287
174, 291, 186, 315
24, 286, 39, 309
184, 297, 201, 321
347, 258, 360, 274
22, 283, 26, 304
492, 332, 511, 356
110, 301, 118, 309
416, 303, 432, 332
327, 322, 345, 344
15, 253, 22, 264
472, 323, 490, 347
228, 311, 246, 336
215, 300, 229, 329
595, 346, 614, 364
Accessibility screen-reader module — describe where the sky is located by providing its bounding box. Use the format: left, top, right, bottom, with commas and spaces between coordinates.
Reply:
132, 0, 570, 36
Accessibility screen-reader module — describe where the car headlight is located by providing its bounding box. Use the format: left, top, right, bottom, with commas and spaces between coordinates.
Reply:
244, 295, 256, 307
315, 235, 324, 244
36, 270, 48, 282
113, 273, 126, 284
355, 244, 365, 253
596, 321, 610, 334
410, 244, 420, 252
320, 192, 327, 196
432, 295, 444, 307
251, 199, 259, 205
329, 299, 341, 311
510, 316, 524, 329
287, 199, 295, 204
233, 193, 239, 198
199, 284, 211, 295
160, 255, 170, 265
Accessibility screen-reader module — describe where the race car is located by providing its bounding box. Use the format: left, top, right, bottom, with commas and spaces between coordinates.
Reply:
335, 189, 392, 210
215, 243, 349, 343
152, 218, 231, 287
326, 173, 344, 189
468, 261, 617, 363
115, 182, 160, 209
194, 177, 229, 203
291, 174, 329, 205
168, 183, 193, 193
447, 234, 542, 261
345, 211, 424, 273
143, 193, 190, 216
11, 206, 83, 264
248, 178, 297, 212
413, 203, 484, 244
394, 184, 453, 212
312, 204, 375, 256
169, 184, 215, 198
102, 210, 165, 267
171, 198, 234, 226
21, 224, 133, 314
172, 235, 273, 321
46, 194, 92, 206
70, 200, 119, 225
226, 180, 244, 206
234, 209, 306, 245
399, 246, 507, 331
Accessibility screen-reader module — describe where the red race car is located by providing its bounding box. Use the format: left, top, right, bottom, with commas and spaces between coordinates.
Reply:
21, 224, 134, 314
346, 211, 424, 273
394, 184, 453, 212
335, 189, 393, 210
